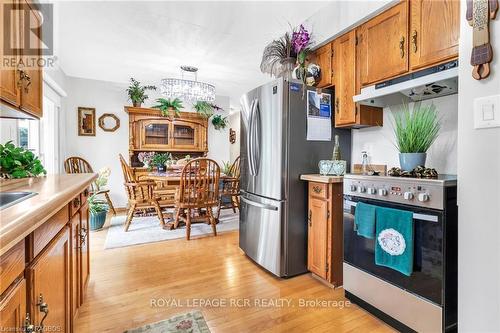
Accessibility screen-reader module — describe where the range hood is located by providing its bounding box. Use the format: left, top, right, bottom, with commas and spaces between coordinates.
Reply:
354, 60, 458, 107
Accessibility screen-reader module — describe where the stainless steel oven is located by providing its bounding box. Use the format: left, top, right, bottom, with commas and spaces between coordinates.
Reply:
343, 174, 457, 333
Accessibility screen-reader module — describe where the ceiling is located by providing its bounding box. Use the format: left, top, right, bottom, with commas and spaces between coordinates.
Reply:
56, 1, 331, 108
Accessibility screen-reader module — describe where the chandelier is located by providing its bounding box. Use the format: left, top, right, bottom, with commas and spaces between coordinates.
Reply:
160, 66, 216, 102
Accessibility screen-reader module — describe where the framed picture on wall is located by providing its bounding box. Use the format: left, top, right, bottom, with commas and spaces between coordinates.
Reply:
78, 107, 96, 136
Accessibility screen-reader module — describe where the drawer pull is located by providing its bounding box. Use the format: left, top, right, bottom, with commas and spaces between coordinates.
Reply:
411, 30, 418, 53
308, 210, 312, 226
24, 313, 35, 333
312, 186, 322, 194
83, 188, 89, 197
399, 36, 405, 58
80, 227, 88, 246
73, 198, 80, 208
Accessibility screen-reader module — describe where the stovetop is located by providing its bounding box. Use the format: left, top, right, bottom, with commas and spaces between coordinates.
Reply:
343, 174, 457, 210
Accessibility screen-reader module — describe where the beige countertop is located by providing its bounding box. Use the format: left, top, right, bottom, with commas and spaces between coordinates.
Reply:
0, 173, 96, 256
300, 174, 344, 184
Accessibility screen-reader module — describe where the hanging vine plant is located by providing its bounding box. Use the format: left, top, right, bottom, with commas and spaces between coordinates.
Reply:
211, 114, 228, 131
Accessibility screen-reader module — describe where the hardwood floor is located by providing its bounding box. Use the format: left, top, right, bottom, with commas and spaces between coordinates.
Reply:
74, 215, 394, 333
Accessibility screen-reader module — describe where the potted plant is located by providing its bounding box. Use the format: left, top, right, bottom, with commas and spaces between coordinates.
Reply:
88, 194, 109, 230
152, 98, 183, 118
126, 78, 156, 107
138, 152, 155, 170
193, 101, 214, 118
211, 115, 228, 131
152, 152, 172, 172
391, 102, 440, 171
0, 141, 46, 179
220, 161, 232, 176
95, 167, 111, 191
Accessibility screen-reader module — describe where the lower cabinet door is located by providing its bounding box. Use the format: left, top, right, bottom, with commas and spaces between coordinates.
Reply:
0, 279, 26, 332
80, 204, 90, 304
307, 197, 329, 279
70, 213, 80, 319
27, 227, 70, 333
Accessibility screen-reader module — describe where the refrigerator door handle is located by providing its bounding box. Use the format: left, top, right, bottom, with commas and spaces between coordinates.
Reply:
252, 98, 261, 175
247, 99, 256, 176
241, 196, 279, 211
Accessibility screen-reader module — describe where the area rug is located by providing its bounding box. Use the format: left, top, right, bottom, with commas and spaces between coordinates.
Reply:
124, 310, 211, 333
104, 209, 239, 249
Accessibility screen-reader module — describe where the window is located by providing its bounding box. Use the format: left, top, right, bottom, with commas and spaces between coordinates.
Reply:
17, 119, 39, 155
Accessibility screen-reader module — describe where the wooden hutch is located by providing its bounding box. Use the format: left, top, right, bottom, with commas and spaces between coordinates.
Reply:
125, 106, 209, 175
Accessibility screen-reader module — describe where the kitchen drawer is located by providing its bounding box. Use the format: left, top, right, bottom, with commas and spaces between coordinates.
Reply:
0, 240, 25, 296
30, 206, 69, 259
69, 194, 82, 218
309, 182, 329, 199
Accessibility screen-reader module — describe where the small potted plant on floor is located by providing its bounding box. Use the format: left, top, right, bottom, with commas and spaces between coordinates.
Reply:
88, 194, 109, 231
152, 152, 172, 172
211, 114, 228, 131
391, 101, 440, 171
0, 141, 46, 179
153, 98, 183, 118
126, 78, 156, 107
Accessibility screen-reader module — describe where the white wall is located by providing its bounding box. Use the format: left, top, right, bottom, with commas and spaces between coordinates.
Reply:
0, 119, 18, 145
63, 76, 231, 208
457, 0, 500, 330
352, 95, 458, 174
304, 0, 395, 46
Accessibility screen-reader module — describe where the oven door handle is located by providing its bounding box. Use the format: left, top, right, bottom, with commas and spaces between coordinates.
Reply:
344, 200, 439, 222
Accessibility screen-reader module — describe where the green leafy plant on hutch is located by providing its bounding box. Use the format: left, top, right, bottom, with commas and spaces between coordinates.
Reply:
126, 78, 156, 107
211, 114, 228, 131
153, 98, 184, 118
0, 141, 46, 179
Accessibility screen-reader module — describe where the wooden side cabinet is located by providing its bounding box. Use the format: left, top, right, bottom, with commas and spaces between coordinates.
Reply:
409, 0, 459, 70
0, 279, 27, 332
302, 177, 344, 287
0, 0, 43, 118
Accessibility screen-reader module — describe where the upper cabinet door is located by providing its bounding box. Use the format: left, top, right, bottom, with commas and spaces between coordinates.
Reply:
19, 0, 43, 117
358, 1, 409, 86
334, 32, 357, 126
314, 43, 333, 88
409, 0, 459, 70
0, 0, 21, 107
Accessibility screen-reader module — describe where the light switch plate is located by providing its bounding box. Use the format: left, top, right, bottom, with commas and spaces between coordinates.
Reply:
474, 95, 500, 129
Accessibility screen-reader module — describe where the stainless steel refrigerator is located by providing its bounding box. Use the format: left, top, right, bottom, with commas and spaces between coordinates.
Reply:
239, 77, 351, 277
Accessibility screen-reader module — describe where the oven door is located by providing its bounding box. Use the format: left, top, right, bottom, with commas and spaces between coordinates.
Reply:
343, 195, 444, 306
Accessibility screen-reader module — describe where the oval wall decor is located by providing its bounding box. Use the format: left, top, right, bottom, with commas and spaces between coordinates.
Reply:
98, 113, 120, 132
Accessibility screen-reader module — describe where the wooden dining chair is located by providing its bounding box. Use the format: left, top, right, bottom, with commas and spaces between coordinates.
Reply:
64, 156, 117, 215
173, 158, 220, 240
217, 156, 240, 219
119, 154, 166, 231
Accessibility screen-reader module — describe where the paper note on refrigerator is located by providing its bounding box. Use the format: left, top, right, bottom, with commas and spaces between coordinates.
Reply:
306, 90, 332, 141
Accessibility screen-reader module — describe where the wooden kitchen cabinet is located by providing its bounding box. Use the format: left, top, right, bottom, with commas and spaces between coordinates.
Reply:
0, 279, 27, 332
313, 42, 334, 88
27, 227, 71, 333
0, 0, 43, 118
304, 179, 344, 287
409, 0, 459, 70
358, 0, 409, 86
334, 31, 383, 128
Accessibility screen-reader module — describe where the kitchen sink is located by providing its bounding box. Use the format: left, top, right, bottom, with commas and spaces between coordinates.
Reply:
0, 192, 38, 210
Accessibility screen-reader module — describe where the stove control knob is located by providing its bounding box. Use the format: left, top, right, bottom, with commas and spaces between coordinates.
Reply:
418, 193, 429, 202
358, 186, 366, 193
350, 185, 357, 192
403, 192, 414, 200
378, 188, 388, 196
367, 187, 376, 195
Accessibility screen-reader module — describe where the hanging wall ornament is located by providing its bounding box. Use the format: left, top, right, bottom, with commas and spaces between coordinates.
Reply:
467, 0, 498, 80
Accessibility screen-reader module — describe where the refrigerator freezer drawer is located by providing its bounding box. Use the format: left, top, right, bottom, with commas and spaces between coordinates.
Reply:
239, 193, 284, 277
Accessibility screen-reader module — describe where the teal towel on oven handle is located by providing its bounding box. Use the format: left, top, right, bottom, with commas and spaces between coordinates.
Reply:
354, 202, 376, 239
375, 206, 414, 276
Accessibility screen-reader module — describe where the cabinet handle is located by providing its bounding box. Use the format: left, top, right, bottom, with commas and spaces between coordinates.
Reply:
335, 98, 340, 114
73, 197, 81, 208
36, 294, 49, 330
17, 69, 25, 89
84, 188, 89, 197
24, 313, 35, 333
80, 226, 88, 246
308, 210, 312, 227
411, 30, 418, 53
23, 73, 31, 93
399, 36, 405, 58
